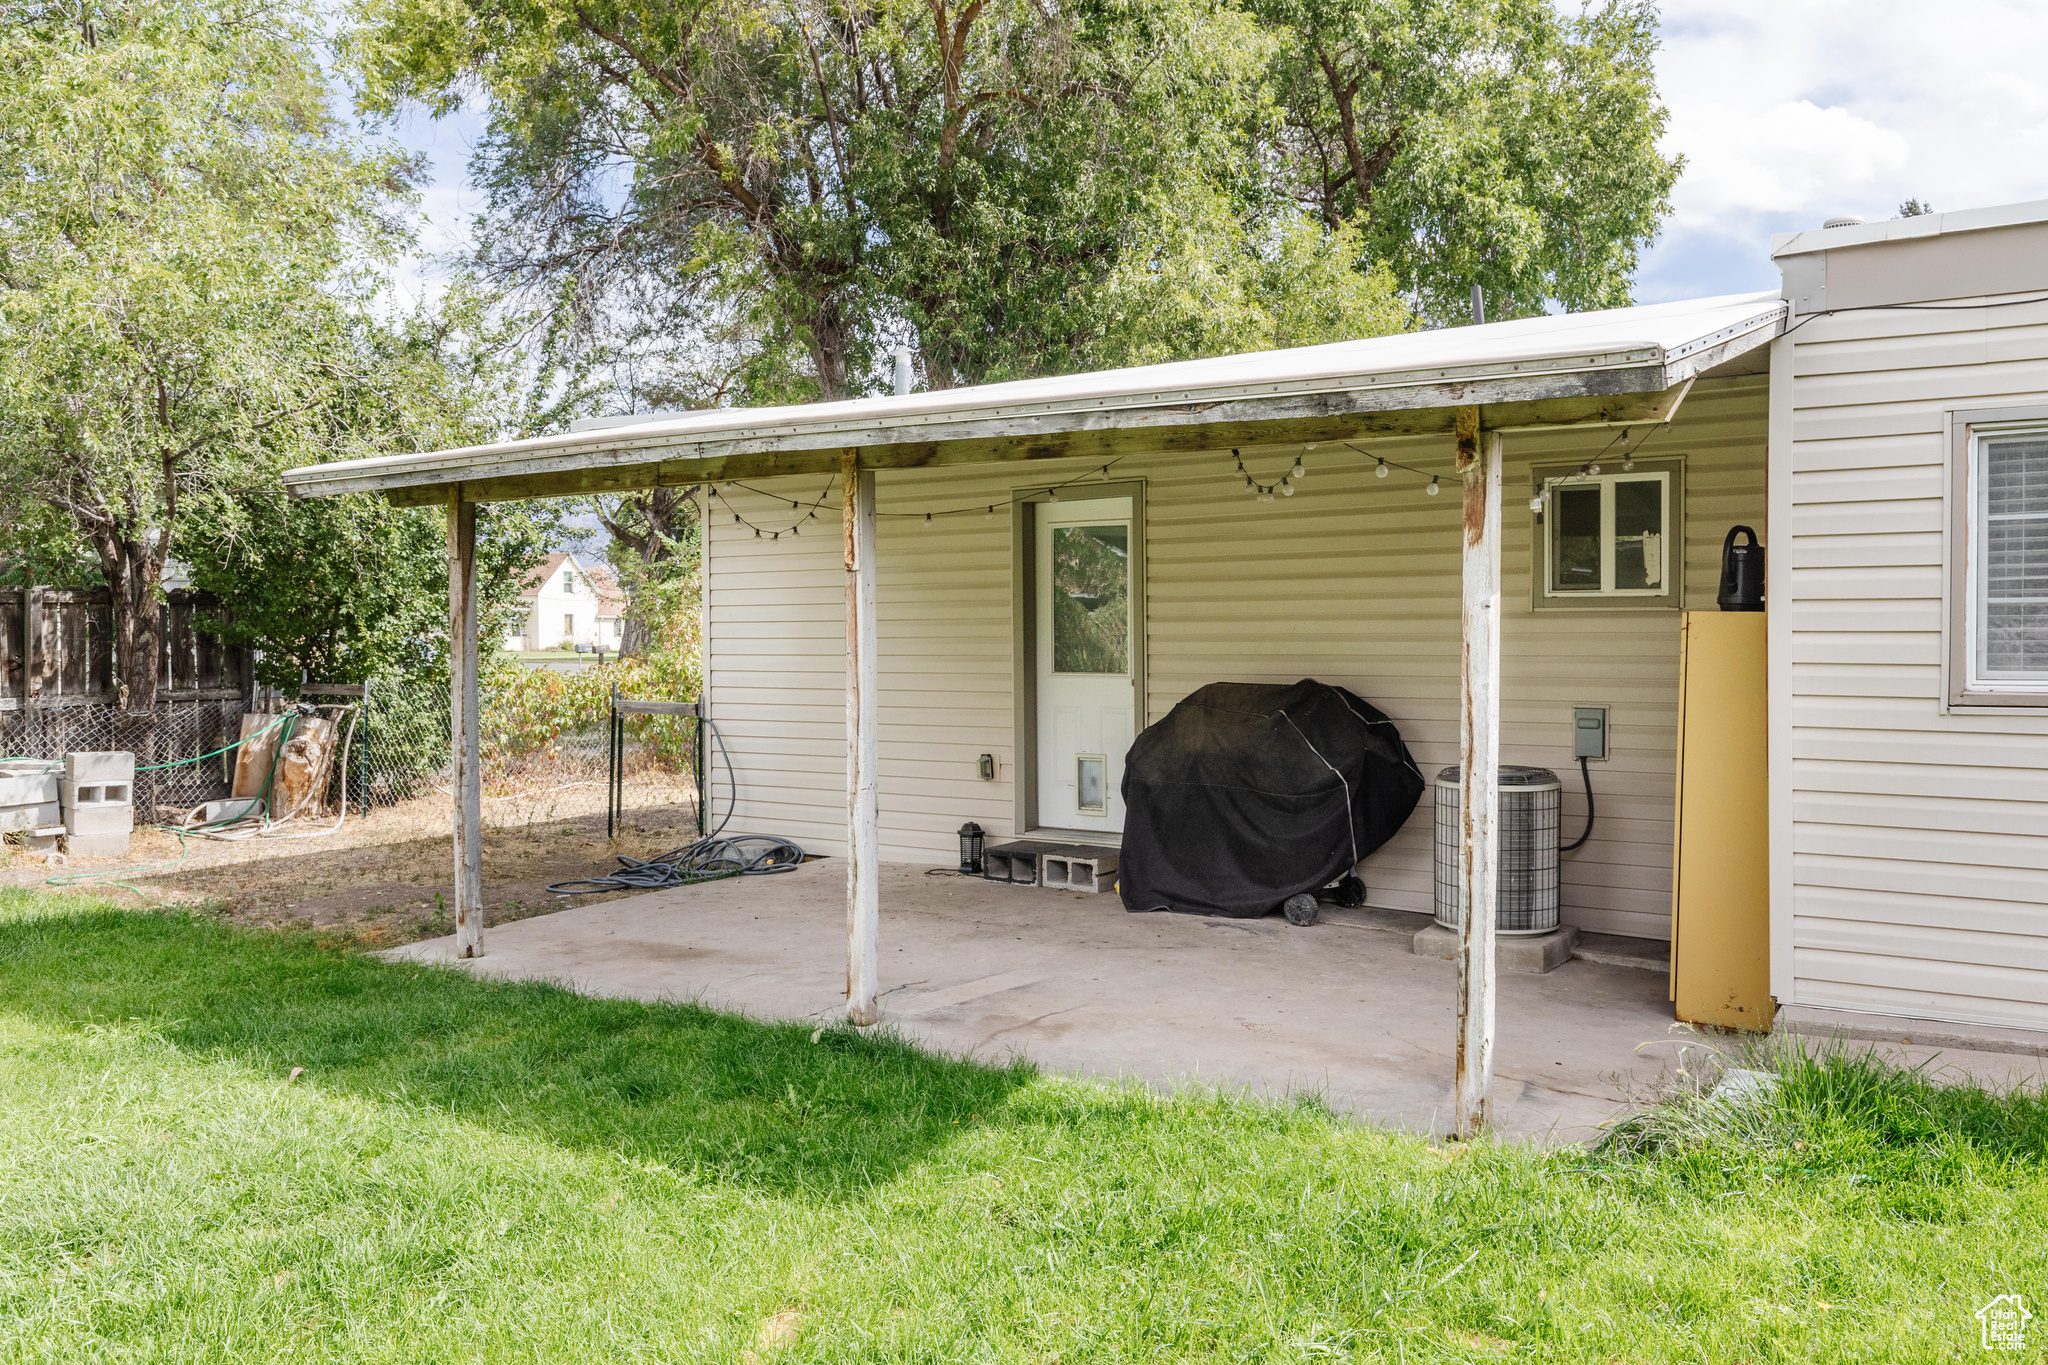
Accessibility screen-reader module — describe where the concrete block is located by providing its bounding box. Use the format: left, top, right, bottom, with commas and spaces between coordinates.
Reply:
1412, 923, 1579, 974
1040, 850, 1118, 893
0, 800, 62, 834
64, 803, 133, 836
24, 827, 63, 853
65, 751, 135, 785
0, 770, 60, 807
64, 829, 131, 860
61, 779, 134, 811
981, 840, 1065, 885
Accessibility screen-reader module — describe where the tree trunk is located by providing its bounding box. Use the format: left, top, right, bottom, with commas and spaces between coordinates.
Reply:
597, 487, 697, 655
101, 535, 163, 716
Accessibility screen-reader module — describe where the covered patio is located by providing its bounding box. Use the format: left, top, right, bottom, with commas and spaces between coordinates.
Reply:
389, 859, 1682, 1143
290, 292, 1791, 1138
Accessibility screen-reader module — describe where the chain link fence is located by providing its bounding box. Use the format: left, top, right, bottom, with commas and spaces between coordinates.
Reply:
2, 699, 247, 823
349, 675, 704, 835
3, 672, 702, 836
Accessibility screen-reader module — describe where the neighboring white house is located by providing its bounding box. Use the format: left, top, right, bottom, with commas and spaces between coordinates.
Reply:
288, 194, 2048, 1051
505, 553, 627, 651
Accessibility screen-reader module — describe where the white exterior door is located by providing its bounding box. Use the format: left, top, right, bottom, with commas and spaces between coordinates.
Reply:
1035, 496, 1135, 834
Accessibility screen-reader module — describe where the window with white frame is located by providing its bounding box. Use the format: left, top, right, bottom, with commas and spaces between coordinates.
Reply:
1964, 425, 2048, 695
1534, 466, 1677, 605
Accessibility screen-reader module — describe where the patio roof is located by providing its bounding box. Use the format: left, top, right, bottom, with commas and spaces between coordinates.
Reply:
295, 286, 1789, 1137
283, 290, 1784, 507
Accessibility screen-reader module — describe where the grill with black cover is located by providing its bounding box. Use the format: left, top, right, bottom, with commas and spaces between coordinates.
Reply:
1119, 679, 1425, 918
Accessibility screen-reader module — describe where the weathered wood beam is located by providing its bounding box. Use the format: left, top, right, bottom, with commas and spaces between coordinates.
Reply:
1454, 412, 1503, 1141
372, 382, 1692, 509
843, 449, 880, 1026
334, 371, 1693, 506
446, 494, 484, 959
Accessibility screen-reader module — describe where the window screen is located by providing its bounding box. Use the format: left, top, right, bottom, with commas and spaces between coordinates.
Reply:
1980, 434, 2048, 679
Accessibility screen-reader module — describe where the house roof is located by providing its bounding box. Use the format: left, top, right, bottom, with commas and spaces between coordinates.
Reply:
519, 553, 626, 613
519, 553, 573, 599
1773, 197, 2048, 257
284, 290, 1785, 506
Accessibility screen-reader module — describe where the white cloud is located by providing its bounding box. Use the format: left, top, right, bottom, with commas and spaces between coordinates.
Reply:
1639, 0, 2048, 300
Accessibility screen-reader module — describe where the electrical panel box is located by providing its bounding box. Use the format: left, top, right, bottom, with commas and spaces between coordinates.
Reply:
1572, 706, 1609, 760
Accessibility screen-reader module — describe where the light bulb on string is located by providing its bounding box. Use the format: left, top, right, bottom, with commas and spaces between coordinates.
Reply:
985, 506, 995, 520
923, 513, 933, 527
754, 528, 762, 538
1291, 458, 1306, 480
1048, 487, 1059, 502
1426, 476, 1441, 496
1280, 482, 1295, 497
1528, 494, 1545, 512
1375, 458, 1389, 479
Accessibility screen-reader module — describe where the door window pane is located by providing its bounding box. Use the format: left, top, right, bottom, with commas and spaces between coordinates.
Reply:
1051, 524, 1129, 673
1613, 477, 1665, 590
1549, 486, 1602, 593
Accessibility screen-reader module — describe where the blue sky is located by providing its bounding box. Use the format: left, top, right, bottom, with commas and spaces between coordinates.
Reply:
381, 0, 2048, 311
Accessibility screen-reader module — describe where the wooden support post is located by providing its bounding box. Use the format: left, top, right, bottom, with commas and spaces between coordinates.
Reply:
1454, 409, 1503, 1140
446, 494, 484, 959
22, 587, 43, 717
843, 449, 880, 1025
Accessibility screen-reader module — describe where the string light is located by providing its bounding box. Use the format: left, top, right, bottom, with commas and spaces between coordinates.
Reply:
1427, 476, 1441, 496
1232, 447, 1306, 500
713, 459, 1124, 538
1375, 458, 1389, 478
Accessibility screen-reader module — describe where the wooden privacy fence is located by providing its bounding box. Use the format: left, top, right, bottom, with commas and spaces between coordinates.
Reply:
0, 587, 251, 711
0, 587, 254, 821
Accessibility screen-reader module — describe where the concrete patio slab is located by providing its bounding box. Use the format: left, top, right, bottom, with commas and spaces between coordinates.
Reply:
384, 859, 2048, 1144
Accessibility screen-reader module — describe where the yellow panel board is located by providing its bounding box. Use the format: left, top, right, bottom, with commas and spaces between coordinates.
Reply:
1671, 611, 1774, 1030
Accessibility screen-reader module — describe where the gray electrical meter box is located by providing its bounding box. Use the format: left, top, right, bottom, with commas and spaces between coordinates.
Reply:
1573, 706, 1609, 760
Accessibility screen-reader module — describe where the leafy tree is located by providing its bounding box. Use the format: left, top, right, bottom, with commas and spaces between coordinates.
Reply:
0, 0, 414, 715
175, 487, 563, 691
589, 490, 701, 655
346, 0, 1409, 403
1254, 0, 1680, 323
1898, 197, 1933, 218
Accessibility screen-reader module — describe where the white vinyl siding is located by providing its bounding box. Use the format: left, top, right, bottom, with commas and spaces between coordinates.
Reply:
1782, 291, 2048, 1030
704, 373, 1767, 940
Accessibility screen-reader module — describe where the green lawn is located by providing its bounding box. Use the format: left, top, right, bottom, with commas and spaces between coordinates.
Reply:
1, 890, 2043, 1362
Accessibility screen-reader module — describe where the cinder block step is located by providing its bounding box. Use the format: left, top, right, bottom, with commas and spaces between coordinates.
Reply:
981, 840, 1068, 885
1040, 850, 1119, 894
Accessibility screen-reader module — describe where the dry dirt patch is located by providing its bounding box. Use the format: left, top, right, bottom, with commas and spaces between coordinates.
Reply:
0, 791, 703, 948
